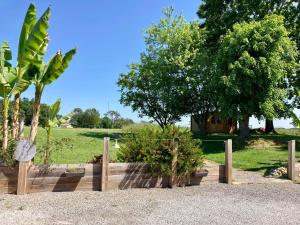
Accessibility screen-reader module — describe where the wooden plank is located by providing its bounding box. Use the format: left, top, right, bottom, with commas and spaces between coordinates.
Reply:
0, 167, 19, 179
225, 139, 232, 184
28, 175, 100, 185
30, 164, 100, 178
0, 179, 17, 186
0, 185, 17, 194
29, 182, 100, 193
288, 140, 296, 181
101, 137, 109, 191
17, 161, 31, 195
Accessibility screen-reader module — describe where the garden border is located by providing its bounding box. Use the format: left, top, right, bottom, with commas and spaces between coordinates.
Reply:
0, 138, 232, 195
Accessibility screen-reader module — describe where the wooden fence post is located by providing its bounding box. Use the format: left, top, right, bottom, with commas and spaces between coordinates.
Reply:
101, 137, 110, 191
225, 139, 232, 184
17, 161, 31, 195
171, 138, 179, 187
288, 140, 295, 182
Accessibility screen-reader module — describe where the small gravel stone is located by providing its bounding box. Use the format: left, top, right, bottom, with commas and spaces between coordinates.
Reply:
1, 183, 300, 225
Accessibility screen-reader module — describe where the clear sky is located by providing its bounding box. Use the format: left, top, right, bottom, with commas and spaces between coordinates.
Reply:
0, 1, 294, 128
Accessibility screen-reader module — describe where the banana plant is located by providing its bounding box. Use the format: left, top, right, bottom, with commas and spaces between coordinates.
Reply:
0, 42, 27, 153
43, 99, 61, 164
12, 4, 50, 139
28, 49, 76, 144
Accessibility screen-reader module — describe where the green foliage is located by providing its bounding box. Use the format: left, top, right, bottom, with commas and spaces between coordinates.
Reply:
198, 0, 300, 49
0, 138, 17, 167
37, 137, 73, 165
70, 108, 100, 128
198, 0, 300, 122
118, 125, 203, 177
216, 15, 299, 121
101, 110, 134, 128
0, 41, 17, 98
16, 4, 51, 93
118, 7, 207, 127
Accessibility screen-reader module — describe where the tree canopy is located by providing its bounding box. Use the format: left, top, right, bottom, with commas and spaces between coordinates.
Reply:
118, 7, 207, 127
216, 15, 298, 137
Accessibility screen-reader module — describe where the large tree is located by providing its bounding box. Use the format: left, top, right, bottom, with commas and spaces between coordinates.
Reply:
216, 15, 298, 139
118, 7, 207, 128
198, 0, 300, 133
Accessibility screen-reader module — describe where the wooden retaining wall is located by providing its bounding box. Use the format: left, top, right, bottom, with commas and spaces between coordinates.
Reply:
0, 162, 225, 194
0, 164, 101, 194
106, 163, 225, 191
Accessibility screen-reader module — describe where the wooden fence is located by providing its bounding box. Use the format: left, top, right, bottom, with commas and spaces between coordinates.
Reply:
0, 138, 234, 195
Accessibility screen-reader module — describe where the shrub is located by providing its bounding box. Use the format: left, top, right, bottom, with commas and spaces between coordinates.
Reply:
0, 138, 17, 167
117, 125, 203, 178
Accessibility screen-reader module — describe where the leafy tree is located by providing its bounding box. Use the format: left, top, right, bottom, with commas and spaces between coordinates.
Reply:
216, 15, 298, 139
70, 108, 83, 127
99, 116, 113, 128
80, 108, 100, 128
118, 7, 206, 128
104, 110, 121, 128
198, 0, 300, 133
114, 118, 134, 128
198, 0, 299, 49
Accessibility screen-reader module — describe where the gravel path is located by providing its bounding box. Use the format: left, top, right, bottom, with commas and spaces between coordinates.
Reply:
1, 183, 300, 225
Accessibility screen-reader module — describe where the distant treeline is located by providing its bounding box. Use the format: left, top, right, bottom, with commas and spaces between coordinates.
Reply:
0, 98, 134, 129
70, 109, 134, 129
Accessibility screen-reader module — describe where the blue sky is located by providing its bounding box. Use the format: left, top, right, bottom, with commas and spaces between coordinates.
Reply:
0, 1, 294, 128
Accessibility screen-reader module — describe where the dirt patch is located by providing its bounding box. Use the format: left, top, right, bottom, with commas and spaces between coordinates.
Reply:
246, 138, 282, 149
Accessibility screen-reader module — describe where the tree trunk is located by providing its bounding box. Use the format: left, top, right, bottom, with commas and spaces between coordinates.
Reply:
12, 93, 20, 139
193, 115, 208, 136
18, 118, 25, 139
238, 114, 250, 139
44, 128, 51, 164
29, 87, 42, 144
265, 119, 277, 134
2, 98, 9, 153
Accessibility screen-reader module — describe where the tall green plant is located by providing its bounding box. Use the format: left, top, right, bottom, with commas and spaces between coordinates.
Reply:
44, 99, 61, 164
28, 49, 76, 143
12, 4, 50, 139
0, 42, 27, 153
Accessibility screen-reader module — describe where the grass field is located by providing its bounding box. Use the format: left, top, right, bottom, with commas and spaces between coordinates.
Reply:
24, 127, 122, 164
200, 129, 300, 173
26, 127, 300, 174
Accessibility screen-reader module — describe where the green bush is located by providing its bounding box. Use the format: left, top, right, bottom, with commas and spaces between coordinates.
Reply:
0, 138, 17, 167
117, 125, 203, 178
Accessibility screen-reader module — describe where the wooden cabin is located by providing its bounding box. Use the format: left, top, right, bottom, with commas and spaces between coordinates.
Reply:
191, 113, 237, 134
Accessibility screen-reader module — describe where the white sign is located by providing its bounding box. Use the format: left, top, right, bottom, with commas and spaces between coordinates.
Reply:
14, 139, 36, 161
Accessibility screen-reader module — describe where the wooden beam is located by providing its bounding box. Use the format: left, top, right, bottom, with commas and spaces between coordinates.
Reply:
17, 161, 31, 195
288, 140, 295, 181
225, 139, 232, 184
101, 137, 110, 191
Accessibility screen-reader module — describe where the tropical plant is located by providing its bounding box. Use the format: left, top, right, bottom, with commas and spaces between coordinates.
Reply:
43, 99, 61, 164
0, 41, 30, 153
0, 42, 16, 153
12, 4, 51, 139
28, 48, 76, 143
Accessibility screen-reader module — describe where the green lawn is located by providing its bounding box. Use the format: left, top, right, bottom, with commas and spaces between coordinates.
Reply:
24, 127, 122, 164
25, 127, 300, 175
200, 130, 300, 173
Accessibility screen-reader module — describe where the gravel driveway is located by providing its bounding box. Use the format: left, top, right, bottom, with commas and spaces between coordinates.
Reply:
1, 183, 300, 225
